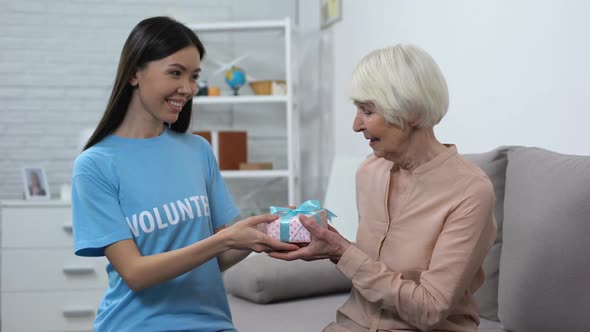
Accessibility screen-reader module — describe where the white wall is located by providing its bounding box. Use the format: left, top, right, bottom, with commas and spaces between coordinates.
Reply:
323, 0, 590, 239
295, 1, 334, 203
0, 0, 296, 202
331, 0, 590, 157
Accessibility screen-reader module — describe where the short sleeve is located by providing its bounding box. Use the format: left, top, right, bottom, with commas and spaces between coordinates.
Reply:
205, 148, 239, 230
72, 157, 132, 257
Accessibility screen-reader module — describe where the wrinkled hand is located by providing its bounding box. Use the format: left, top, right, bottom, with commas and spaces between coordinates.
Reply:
222, 214, 299, 253
269, 215, 351, 261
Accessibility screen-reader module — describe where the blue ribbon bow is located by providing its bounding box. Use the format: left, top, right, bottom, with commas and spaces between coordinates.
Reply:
269, 200, 337, 242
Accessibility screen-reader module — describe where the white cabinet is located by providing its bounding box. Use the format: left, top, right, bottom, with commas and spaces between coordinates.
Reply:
1, 201, 106, 332
188, 18, 300, 206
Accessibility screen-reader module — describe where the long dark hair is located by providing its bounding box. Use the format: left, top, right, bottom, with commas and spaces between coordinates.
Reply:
83, 16, 205, 151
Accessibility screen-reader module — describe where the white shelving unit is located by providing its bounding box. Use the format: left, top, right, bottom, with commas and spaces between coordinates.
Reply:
187, 19, 288, 32
193, 95, 288, 104
220, 169, 290, 178
190, 18, 299, 205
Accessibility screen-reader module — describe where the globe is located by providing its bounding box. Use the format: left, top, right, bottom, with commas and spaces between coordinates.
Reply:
225, 66, 247, 96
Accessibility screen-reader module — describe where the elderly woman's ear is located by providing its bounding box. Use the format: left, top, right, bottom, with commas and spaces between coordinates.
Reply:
408, 118, 421, 129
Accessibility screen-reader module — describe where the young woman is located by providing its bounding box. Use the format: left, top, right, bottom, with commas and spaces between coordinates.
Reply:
72, 16, 297, 332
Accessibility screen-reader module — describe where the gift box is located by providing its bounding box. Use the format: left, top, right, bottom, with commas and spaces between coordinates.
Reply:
258, 200, 336, 243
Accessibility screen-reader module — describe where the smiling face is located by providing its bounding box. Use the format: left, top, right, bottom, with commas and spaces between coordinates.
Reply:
352, 101, 410, 161
128, 46, 201, 126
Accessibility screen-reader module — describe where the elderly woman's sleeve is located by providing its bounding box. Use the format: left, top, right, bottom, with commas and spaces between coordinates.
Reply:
336, 178, 497, 331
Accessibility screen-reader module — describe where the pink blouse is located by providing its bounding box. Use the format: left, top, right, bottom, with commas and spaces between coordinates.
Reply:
329, 145, 497, 332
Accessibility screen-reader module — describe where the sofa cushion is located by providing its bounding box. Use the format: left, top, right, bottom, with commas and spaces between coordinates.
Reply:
498, 147, 590, 332
478, 318, 505, 332
224, 253, 352, 304
227, 293, 349, 331
463, 146, 512, 321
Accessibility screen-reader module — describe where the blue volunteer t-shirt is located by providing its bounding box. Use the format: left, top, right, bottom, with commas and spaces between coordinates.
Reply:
72, 128, 239, 332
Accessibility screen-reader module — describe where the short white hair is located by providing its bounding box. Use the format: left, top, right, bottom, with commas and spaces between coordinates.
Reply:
349, 44, 449, 128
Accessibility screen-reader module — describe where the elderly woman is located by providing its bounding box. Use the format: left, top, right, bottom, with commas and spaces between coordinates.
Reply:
271, 44, 497, 332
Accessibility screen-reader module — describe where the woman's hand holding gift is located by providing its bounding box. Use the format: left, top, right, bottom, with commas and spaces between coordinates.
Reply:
269, 215, 351, 262
220, 214, 300, 253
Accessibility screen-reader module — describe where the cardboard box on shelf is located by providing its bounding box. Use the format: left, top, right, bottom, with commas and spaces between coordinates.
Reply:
193, 131, 247, 170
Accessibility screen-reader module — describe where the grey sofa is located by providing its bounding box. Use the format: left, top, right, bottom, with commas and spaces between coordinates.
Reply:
224, 146, 590, 332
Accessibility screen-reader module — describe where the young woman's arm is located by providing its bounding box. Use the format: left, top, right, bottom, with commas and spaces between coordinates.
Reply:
214, 225, 252, 272
217, 249, 252, 272
105, 214, 297, 292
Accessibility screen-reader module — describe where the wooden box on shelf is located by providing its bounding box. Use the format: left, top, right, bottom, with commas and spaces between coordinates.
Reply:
249, 80, 287, 95
193, 131, 247, 170
239, 162, 273, 170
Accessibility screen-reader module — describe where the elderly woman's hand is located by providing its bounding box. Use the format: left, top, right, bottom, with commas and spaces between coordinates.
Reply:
268, 215, 351, 262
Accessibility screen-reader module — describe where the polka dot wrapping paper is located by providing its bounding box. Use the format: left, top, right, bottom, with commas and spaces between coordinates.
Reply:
258, 210, 329, 243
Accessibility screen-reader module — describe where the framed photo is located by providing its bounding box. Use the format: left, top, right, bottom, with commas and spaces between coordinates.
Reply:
321, 0, 342, 29
22, 167, 50, 200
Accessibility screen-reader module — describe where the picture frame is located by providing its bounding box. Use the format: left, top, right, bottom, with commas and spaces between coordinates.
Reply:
321, 0, 342, 29
22, 167, 50, 200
